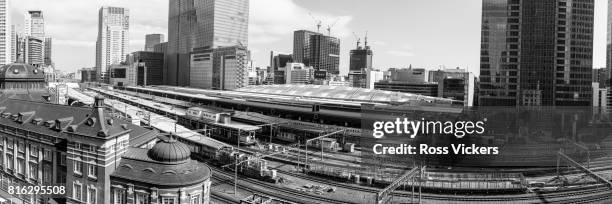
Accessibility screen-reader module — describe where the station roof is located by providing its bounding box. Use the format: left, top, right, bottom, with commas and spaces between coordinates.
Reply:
236, 84, 457, 105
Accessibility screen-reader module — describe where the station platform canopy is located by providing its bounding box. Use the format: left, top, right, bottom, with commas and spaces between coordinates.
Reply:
236, 84, 459, 105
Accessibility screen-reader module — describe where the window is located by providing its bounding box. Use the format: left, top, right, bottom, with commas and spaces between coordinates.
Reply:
113, 189, 124, 204
74, 157, 82, 175
161, 197, 176, 204
43, 163, 52, 183
7, 155, 13, 170
73, 182, 82, 201
190, 194, 200, 204
87, 186, 96, 204
29, 163, 37, 180
17, 158, 24, 175
30, 145, 37, 157
43, 150, 52, 161
60, 154, 66, 166
88, 160, 97, 178
18, 142, 24, 152
136, 193, 147, 204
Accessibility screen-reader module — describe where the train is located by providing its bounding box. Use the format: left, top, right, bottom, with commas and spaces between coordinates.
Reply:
181, 106, 259, 145
213, 147, 279, 183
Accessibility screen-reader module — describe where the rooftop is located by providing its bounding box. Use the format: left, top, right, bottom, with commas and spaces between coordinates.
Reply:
236, 84, 456, 104
111, 139, 211, 187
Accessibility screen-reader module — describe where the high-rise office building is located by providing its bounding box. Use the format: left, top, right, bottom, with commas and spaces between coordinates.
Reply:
44, 36, 52, 66
145, 34, 164, 52
270, 51, 292, 72
127, 51, 164, 86
608, 0, 612, 86
293, 30, 340, 74
10, 25, 15, 63
190, 45, 249, 90
24, 10, 44, 40
349, 41, 373, 73
480, 0, 594, 106
24, 36, 43, 66
167, 0, 249, 86
96, 6, 130, 82
0, 0, 10, 65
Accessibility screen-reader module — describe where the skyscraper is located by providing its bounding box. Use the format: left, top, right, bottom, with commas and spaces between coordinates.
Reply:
44, 36, 52, 66
96, 6, 130, 82
479, 0, 593, 106
24, 36, 43, 66
293, 30, 340, 74
0, 0, 11, 65
608, 0, 612, 86
145, 34, 164, 52
10, 25, 15, 63
24, 11, 47, 68
349, 39, 373, 73
24, 10, 44, 40
190, 45, 249, 90
167, 0, 249, 86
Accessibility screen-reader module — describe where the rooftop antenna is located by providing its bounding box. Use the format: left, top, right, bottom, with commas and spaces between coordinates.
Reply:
352, 32, 361, 49
326, 18, 340, 36
308, 12, 322, 33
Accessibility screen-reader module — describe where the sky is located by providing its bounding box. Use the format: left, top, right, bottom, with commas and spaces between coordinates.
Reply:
10, 0, 609, 75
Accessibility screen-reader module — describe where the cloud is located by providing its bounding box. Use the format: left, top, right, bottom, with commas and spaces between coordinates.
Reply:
387, 44, 415, 57
387, 50, 414, 57
11, 0, 168, 70
249, 0, 353, 45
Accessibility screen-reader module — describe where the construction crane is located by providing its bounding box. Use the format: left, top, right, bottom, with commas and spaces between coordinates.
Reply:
326, 18, 340, 36
308, 12, 322, 33
352, 32, 361, 49
364, 31, 369, 48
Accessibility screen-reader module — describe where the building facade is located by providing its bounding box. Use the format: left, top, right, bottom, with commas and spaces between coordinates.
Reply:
480, 0, 594, 106
127, 51, 164, 86
349, 47, 372, 73
96, 7, 130, 82
387, 68, 427, 83
270, 52, 292, 72
109, 64, 134, 87
44, 37, 51, 66
24, 37, 43, 67
374, 81, 439, 97
167, 0, 249, 86
24, 11, 44, 40
293, 30, 340, 75
190, 46, 249, 90
592, 68, 609, 88
0, 0, 10, 66
145, 34, 164, 52
110, 137, 211, 204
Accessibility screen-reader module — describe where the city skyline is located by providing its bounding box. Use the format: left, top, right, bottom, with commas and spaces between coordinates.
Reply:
6, 0, 609, 76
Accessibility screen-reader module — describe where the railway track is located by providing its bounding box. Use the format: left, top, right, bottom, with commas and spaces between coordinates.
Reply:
274, 167, 612, 202
211, 165, 357, 204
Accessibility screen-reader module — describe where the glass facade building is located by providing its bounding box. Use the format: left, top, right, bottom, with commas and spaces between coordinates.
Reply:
144, 34, 164, 52
0, 0, 9, 65
480, 0, 593, 106
190, 45, 248, 90
293, 30, 340, 75
167, 0, 249, 86
95, 7, 130, 82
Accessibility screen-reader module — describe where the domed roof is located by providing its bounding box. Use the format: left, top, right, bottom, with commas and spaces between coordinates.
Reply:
147, 135, 191, 163
0, 63, 44, 80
